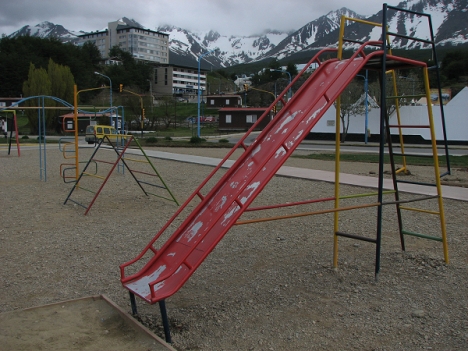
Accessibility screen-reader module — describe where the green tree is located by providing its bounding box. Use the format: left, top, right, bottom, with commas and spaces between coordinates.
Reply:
104, 46, 152, 92
22, 63, 52, 134
0, 36, 101, 97
286, 62, 298, 77
48, 59, 76, 131
157, 95, 177, 129
21, 59, 76, 133
48, 58, 75, 103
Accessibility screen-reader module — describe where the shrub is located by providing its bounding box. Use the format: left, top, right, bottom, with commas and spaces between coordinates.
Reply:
164, 136, 173, 141
218, 138, 229, 143
145, 137, 158, 144
190, 136, 205, 144
21, 135, 30, 139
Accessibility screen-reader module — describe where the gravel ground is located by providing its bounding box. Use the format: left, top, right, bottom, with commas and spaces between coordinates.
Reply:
1, 145, 467, 350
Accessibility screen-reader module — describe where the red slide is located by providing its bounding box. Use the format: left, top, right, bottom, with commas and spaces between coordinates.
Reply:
120, 44, 414, 304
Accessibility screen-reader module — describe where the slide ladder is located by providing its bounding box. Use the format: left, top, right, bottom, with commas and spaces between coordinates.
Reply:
332, 8, 449, 278
380, 5, 449, 261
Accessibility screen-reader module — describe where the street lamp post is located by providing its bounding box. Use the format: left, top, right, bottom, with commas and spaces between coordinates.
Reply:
356, 71, 369, 144
94, 72, 114, 127
274, 78, 288, 99
198, 48, 218, 137
270, 69, 292, 100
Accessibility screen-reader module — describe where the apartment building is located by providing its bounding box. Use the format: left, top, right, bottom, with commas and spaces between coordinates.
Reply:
76, 20, 169, 64
152, 65, 208, 98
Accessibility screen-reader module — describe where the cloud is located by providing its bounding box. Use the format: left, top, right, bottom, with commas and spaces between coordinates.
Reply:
0, 0, 385, 37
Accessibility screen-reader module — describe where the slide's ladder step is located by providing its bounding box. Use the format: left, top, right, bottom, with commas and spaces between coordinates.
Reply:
398, 195, 443, 242
335, 231, 377, 243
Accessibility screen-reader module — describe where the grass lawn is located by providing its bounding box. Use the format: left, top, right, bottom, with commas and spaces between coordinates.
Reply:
292, 153, 468, 168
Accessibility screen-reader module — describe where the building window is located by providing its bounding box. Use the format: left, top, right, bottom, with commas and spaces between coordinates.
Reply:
210, 99, 215, 105
246, 115, 257, 123
226, 115, 232, 124
225, 99, 230, 105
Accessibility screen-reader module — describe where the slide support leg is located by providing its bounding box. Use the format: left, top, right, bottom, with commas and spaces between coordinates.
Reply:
159, 300, 172, 343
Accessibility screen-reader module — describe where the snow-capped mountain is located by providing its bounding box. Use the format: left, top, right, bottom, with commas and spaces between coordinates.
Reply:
163, 0, 468, 66
308, 0, 468, 51
159, 25, 290, 67
5, 0, 468, 68
252, 8, 365, 61
8, 21, 82, 41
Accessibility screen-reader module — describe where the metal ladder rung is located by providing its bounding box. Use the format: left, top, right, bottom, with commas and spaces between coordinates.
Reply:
66, 198, 87, 209
402, 230, 443, 242
386, 94, 426, 100
335, 231, 377, 244
130, 169, 156, 177
92, 158, 115, 165
399, 205, 440, 215
382, 194, 438, 206
386, 31, 433, 44
136, 180, 166, 189
122, 157, 149, 164
388, 124, 430, 129
395, 179, 437, 187
82, 172, 105, 180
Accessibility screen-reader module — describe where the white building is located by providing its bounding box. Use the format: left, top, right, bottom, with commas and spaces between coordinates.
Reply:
309, 87, 468, 143
151, 65, 208, 98
76, 20, 169, 64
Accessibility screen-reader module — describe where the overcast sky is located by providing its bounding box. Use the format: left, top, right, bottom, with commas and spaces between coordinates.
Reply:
0, 0, 388, 37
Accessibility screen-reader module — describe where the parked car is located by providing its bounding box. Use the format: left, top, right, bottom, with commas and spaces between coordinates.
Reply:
85, 125, 120, 144
186, 116, 217, 124
204, 116, 216, 123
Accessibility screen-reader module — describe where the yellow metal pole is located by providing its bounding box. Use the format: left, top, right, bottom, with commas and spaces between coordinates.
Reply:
422, 67, 449, 263
337, 16, 346, 60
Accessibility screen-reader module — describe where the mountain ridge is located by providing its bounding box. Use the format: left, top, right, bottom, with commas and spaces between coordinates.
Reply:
5, 0, 468, 68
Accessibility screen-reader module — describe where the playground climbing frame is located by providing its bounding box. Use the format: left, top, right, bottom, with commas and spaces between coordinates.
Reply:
63, 134, 179, 215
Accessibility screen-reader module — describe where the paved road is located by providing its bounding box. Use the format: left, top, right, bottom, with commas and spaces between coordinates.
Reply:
224, 132, 468, 156
10, 133, 468, 157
